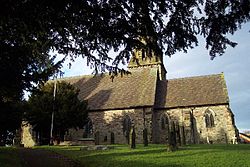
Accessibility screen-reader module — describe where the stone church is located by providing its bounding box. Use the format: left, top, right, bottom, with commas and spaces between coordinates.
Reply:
21, 49, 238, 147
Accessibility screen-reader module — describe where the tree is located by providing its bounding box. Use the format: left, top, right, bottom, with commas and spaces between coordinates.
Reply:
26, 81, 88, 144
1, 1, 250, 78
0, 101, 24, 145
1, 0, 65, 139
1, 1, 250, 141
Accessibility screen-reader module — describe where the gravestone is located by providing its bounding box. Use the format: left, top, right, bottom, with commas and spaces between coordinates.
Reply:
180, 125, 186, 145
130, 126, 136, 149
95, 131, 100, 145
176, 124, 181, 146
143, 128, 148, 147
167, 122, 177, 152
111, 132, 115, 144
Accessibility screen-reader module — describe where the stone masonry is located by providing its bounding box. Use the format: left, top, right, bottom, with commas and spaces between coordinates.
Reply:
20, 47, 238, 147
153, 105, 237, 145
67, 108, 153, 144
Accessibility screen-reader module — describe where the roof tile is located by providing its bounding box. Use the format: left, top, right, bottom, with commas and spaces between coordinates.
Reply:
155, 74, 229, 108
60, 68, 158, 110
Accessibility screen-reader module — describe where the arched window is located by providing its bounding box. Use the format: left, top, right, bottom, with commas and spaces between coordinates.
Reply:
123, 115, 131, 143
205, 114, 210, 127
205, 110, 215, 128
160, 114, 169, 130
83, 118, 93, 138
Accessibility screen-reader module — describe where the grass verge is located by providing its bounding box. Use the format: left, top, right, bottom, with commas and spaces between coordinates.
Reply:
39, 144, 250, 167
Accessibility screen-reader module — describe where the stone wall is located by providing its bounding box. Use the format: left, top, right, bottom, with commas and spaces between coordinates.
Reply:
21, 105, 237, 146
154, 104, 238, 144
153, 108, 193, 144
192, 105, 237, 144
68, 107, 153, 144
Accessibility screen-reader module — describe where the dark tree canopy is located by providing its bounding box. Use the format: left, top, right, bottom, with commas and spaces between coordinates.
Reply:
26, 81, 88, 143
1, 0, 250, 96
0, 100, 24, 145
0, 1, 250, 138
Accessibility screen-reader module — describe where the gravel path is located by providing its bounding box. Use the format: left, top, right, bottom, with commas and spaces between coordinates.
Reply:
18, 148, 81, 167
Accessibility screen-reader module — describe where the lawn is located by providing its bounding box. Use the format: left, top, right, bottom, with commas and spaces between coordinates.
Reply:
1, 144, 250, 167
43, 144, 250, 167
0, 147, 22, 167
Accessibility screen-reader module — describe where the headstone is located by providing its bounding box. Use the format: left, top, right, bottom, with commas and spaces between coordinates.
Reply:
180, 126, 186, 145
130, 126, 136, 149
232, 135, 238, 144
168, 122, 177, 151
111, 132, 115, 144
95, 131, 100, 145
167, 131, 177, 152
95, 145, 105, 150
13, 129, 21, 146
176, 124, 181, 146
206, 136, 210, 144
143, 128, 148, 147
80, 145, 115, 151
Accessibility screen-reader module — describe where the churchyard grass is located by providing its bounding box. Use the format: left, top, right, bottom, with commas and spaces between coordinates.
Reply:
0, 147, 22, 167
42, 144, 250, 167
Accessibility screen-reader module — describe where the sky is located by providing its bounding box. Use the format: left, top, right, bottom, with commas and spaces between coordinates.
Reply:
57, 22, 250, 132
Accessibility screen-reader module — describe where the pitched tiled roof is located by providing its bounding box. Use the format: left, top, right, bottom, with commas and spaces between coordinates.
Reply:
59, 68, 158, 111
155, 74, 229, 109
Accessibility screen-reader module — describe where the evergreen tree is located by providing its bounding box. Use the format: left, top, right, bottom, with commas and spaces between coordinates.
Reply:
26, 81, 88, 144
1, 1, 249, 140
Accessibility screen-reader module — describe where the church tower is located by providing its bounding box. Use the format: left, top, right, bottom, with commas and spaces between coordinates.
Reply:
128, 41, 167, 80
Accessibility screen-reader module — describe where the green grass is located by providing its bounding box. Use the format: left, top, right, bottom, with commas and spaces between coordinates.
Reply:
0, 147, 22, 167
41, 144, 250, 167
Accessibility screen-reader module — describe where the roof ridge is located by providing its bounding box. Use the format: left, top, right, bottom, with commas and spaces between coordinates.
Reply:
46, 73, 106, 84
57, 73, 104, 80
53, 67, 157, 81
167, 73, 223, 81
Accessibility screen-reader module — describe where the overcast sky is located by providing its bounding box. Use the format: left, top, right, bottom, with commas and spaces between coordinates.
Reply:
58, 22, 250, 132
